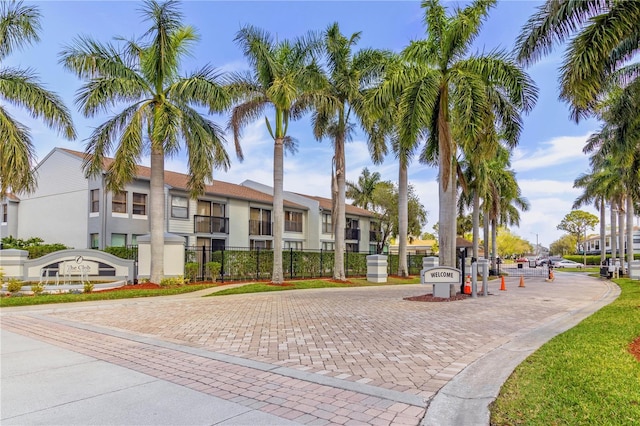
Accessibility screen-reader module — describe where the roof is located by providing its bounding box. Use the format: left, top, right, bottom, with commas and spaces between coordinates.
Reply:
295, 194, 375, 218
389, 239, 436, 248
2, 193, 20, 202
456, 237, 473, 248
59, 148, 306, 209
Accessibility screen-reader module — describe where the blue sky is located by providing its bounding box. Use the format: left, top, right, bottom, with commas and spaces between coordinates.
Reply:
6, 0, 605, 251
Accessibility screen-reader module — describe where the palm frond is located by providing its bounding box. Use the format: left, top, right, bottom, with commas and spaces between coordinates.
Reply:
0, 105, 36, 194
179, 104, 230, 197
0, 0, 40, 59
0, 67, 76, 139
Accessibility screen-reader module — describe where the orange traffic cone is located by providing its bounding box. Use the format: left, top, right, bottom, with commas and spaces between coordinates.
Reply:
464, 275, 471, 294
519, 276, 526, 288
500, 275, 506, 291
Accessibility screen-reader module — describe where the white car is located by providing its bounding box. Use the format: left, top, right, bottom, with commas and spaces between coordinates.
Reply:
553, 259, 585, 268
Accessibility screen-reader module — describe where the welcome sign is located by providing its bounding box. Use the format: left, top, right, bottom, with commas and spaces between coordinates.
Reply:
422, 266, 461, 298
422, 267, 461, 283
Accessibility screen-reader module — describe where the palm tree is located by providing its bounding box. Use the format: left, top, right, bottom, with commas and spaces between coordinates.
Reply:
573, 170, 610, 264
0, 0, 76, 194
60, 0, 230, 283
516, 0, 640, 120
229, 26, 321, 284
346, 167, 381, 210
312, 23, 387, 281
390, 0, 536, 268
583, 84, 640, 272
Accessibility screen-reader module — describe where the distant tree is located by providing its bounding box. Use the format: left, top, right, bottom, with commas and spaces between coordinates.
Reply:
368, 181, 427, 254
346, 167, 381, 210
550, 234, 578, 257
495, 227, 532, 258
557, 210, 599, 264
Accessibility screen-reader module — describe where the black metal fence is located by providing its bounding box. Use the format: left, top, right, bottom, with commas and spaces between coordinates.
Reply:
184, 246, 424, 282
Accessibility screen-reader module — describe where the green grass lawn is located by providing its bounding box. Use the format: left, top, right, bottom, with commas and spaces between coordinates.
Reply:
0, 284, 218, 308
554, 266, 600, 273
0, 276, 421, 307
208, 276, 421, 296
490, 278, 640, 425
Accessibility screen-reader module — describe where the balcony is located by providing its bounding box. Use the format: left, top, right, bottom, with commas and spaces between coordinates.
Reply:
249, 219, 272, 236
369, 230, 381, 242
194, 215, 229, 234
345, 228, 360, 241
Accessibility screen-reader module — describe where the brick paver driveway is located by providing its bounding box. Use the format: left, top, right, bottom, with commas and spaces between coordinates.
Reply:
2, 274, 612, 425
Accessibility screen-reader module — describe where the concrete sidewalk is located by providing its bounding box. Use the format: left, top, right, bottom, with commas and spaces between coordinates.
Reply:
1, 273, 619, 425
1, 329, 298, 425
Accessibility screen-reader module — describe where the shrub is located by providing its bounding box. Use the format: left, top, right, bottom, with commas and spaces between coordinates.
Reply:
185, 262, 199, 282
31, 283, 44, 295
103, 246, 137, 259
83, 282, 94, 293
159, 275, 186, 287
7, 278, 23, 293
205, 261, 221, 280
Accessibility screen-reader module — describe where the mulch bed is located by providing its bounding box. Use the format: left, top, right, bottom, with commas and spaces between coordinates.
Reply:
629, 336, 640, 362
404, 293, 469, 302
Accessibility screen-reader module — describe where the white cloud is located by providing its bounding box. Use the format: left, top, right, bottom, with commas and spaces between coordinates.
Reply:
512, 133, 593, 172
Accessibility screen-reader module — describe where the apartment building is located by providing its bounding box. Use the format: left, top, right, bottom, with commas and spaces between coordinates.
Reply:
1, 147, 378, 252
582, 227, 640, 255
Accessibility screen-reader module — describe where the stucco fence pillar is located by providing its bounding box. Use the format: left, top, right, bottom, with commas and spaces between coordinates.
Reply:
0, 249, 29, 279
630, 260, 640, 280
137, 233, 185, 280
366, 255, 388, 283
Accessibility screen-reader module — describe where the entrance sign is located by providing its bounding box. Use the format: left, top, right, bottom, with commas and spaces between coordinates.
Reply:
422, 266, 461, 298
423, 267, 460, 283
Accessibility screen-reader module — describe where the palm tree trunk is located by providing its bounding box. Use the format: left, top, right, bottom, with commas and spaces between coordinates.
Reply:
618, 202, 625, 274
610, 203, 617, 265
398, 161, 408, 277
626, 194, 634, 270
437, 88, 456, 268
491, 218, 498, 272
272, 137, 284, 284
599, 198, 606, 264
483, 209, 490, 267
150, 147, 165, 283
439, 158, 457, 267
472, 191, 480, 259
333, 133, 346, 281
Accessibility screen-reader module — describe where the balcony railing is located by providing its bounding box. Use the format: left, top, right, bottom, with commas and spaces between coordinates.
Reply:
194, 215, 229, 234
345, 228, 360, 241
249, 219, 272, 236
369, 230, 381, 242
285, 220, 303, 233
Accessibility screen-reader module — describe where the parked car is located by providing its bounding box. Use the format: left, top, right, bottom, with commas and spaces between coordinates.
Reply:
515, 257, 528, 263
553, 259, 585, 268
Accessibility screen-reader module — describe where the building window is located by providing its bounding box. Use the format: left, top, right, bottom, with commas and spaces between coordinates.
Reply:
284, 241, 303, 250
90, 233, 99, 249
112, 191, 127, 213
322, 213, 332, 234
322, 242, 335, 251
285, 211, 303, 232
90, 189, 99, 213
131, 234, 143, 246
1, 204, 7, 223
132, 193, 147, 215
171, 196, 188, 218
250, 240, 272, 250
111, 233, 126, 247
250, 207, 272, 235
346, 243, 359, 252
